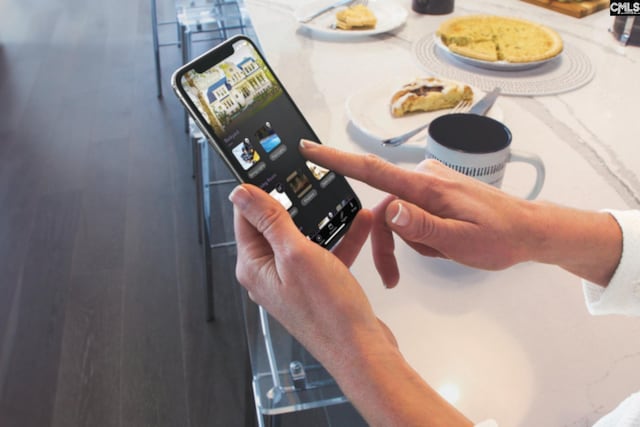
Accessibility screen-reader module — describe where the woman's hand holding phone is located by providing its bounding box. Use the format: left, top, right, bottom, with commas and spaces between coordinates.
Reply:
230, 183, 472, 427
230, 183, 376, 342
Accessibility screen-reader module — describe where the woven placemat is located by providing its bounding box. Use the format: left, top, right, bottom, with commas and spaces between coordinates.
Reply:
412, 34, 595, 96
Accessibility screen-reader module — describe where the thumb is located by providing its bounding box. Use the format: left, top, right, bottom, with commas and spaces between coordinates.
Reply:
229, 184, 303, 251
385, 199, 446, 250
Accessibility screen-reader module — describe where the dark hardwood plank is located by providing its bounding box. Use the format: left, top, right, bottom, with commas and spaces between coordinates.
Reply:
179, 243, 250, 427
70, 137, 129, 274
0, 45, 41, 136
51, 269, 124, 427
120, 191, 189, 427
0, 191, 82, 427
0, 199, 36, 377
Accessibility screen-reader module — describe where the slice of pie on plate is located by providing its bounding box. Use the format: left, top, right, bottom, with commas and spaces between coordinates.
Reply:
335, 4, 377, 30
390, 77, 473, 117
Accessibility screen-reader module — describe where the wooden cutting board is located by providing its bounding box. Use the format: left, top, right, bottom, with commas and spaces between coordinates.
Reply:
520, 0, 610, 18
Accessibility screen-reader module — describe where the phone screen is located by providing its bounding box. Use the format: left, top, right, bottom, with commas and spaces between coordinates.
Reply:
172, 36, 360, 248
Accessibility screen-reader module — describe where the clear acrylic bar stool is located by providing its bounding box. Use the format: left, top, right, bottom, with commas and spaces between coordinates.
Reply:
151, 0, 249, 97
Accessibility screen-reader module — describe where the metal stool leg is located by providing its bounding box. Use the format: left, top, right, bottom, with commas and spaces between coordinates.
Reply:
197, 138, 237, 322
194, 136, 204, 244
203, 220, 215, 322
181, 25, 191, 133
150, 0, 163, 97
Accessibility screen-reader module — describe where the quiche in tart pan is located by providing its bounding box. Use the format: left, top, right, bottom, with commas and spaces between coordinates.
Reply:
437, 15, 563, 64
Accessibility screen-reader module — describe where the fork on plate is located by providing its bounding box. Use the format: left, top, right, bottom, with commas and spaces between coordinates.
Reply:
299, 0, 368, 23
380, 99, 472, 147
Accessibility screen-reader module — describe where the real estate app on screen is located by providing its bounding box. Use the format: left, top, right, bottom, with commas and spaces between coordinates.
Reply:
174, 36, 360, 248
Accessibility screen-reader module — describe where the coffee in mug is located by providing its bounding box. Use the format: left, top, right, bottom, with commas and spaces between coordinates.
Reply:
425, 113, 545, 200
412, 0, 454, 14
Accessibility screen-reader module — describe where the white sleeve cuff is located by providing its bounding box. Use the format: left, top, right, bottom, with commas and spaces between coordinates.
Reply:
593, 391, 640, 426
583, 210, 640, 316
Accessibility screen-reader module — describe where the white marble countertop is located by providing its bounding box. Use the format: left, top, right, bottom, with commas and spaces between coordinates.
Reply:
243, 0, 640, 425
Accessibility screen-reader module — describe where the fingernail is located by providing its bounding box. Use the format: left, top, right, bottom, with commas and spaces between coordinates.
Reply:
383, 281, 397, 290
228, 185, 252, 209
299, 139, 318, 150
390, 202, 410, 227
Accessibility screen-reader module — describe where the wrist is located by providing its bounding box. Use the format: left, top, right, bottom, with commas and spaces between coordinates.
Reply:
525, 202, 622, 285
320, 325, 471, 426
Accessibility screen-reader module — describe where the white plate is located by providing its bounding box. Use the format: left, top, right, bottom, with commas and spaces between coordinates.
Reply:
434, 35, 561, 72
295, 0, 408, 39
346, 81, 503, 144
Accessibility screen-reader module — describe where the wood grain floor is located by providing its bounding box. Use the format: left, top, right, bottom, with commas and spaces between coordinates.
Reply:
0, 1, 367, 426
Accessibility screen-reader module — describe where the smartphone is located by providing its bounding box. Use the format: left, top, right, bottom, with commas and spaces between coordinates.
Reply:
171, 35, 361, 249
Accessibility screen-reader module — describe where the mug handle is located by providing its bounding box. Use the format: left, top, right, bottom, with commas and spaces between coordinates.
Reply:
508, 150, 545, 200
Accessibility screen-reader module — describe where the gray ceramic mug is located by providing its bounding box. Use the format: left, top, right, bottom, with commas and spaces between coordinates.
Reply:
412, 0, 454, 14
425, 113, 545, 200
